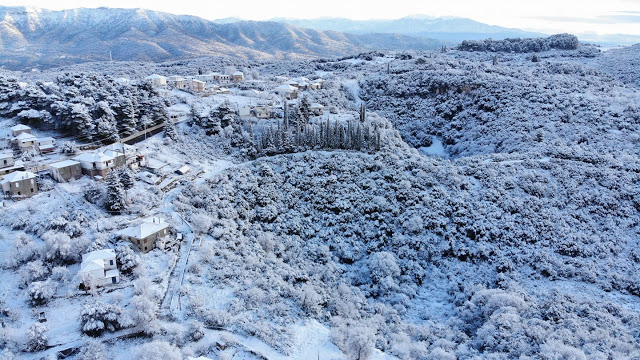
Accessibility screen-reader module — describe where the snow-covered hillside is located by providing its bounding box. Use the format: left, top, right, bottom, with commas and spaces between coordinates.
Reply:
0, 43, 639, 359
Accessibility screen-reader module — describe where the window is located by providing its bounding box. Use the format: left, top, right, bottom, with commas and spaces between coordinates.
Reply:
109, 260, 114, 266
112, 277, 117, 284
15, 182, 19, 188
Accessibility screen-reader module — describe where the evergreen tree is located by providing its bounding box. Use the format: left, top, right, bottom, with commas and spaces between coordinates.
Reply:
105, 171, 126, 214
119, 168, 135, 190
298, 96, 312, 126
164, 120, 179, 142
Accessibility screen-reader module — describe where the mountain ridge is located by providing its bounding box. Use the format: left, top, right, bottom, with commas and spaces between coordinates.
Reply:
0, 6, 444, 70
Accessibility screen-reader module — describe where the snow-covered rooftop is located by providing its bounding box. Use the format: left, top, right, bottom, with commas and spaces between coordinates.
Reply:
49, 160, 80, 169
79, 259, 104, 272
82, 249, 116, 263
119, 217, 169, 239
146, 74, 166, 79
276, 84, 297, 92
1, 171, 36, 183
10, 124, 31, 131
0, 151, 12, 160
73, 152, 114, 163
15, 132, 37, 141
233, 71, 244, 76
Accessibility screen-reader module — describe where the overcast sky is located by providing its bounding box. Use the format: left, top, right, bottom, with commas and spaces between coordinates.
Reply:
3, 0, 640, 35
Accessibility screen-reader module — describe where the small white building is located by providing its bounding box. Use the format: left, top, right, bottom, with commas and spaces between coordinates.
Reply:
310, 103, 324, 116
218, 74, 231, 84
36, 137, 56, 153
253, 105, 272, 119
195, 74, 213, 83
10, 124, 31, 137
15, 132, 37, 150
145, 74, 167, 87
119, 217, 170, 253
275, 84, 298, 100
190, 79, 206, 93
73, 152, 116, 177
232, 71, 244, 83
167, 76, 188, 90
79, 249, 120, 287
0, 151, 14, 169
49, 160, 82, 183
239, 105, 252, 117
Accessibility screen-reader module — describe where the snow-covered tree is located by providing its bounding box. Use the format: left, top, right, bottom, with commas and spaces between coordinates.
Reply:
115, 245, 139, 274
27, 280, 56, 306
134, 341, 182, 360
105, 171, 126, 214
25, 323, 47, 352
80, 301, 128, 336
75, 338, 107, 360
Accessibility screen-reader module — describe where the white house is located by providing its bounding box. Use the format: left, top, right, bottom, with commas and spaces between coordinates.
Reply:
118, 217, 170, 253
310, 103, 324, 116
79, 249, 120, 287
218, 74, 231, 84
239, 105, 252, 117
15, 132, 37, 149
232, 71, 244, 83
275, 84, 298, 100
10, 124, 31, 137
167, 76, 188, 90
145, 74, 167, 87
0, 151, 14, 169
36, 137, 55, 153
253, 105, 272, 119
49, 160, 82, 182
190, 79, 206, 93
195, 74, 213, 83
73, 151, 116, 177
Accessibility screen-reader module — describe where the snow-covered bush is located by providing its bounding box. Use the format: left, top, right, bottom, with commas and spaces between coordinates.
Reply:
25, 323, 47, 352
75, 338, 107, 360
80, 301, 129, 336
27, 280, 56, 306
133, 341, 182, 360
115, 244, 139, 273
187, 320, 205, 342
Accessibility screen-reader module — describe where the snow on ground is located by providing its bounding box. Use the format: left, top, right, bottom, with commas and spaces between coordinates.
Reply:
418, 136, 448, 158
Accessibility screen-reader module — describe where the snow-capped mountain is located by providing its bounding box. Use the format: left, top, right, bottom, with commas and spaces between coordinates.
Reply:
0, 6, 445, 70
270, 15, 546, 42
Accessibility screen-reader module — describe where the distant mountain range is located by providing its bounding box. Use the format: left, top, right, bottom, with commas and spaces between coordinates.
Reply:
269, 15, 547, 42
0, 6, 445, 70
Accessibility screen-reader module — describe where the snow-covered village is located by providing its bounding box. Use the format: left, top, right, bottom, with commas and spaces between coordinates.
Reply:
0, 2, 639, 360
